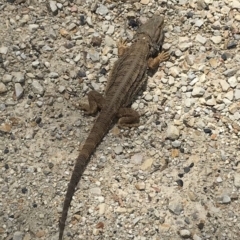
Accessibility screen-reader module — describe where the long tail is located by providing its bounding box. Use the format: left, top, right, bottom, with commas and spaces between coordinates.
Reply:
59, 110, 114, 240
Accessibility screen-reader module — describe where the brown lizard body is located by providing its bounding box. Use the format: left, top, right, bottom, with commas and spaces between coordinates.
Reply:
59, 15, 169, 239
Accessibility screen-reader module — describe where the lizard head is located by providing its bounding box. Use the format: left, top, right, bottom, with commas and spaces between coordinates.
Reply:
137, 15, 165, 54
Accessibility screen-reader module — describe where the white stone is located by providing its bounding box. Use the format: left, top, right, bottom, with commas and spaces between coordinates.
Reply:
140, 0, 150, 4
28, 24, 39, 32
192, 87, 205, 97
195, 34, 207, 44
0, 82, 7, 93
228, 76, 238, 88
166, 125, 180, 140
232, 0, 240, 9
234, 89, 240, 100
49, 1, 58, 14
211, 36, 222, 44
219, 80, 230, 92
224, 91, 234, 101
0, 46, 8, 54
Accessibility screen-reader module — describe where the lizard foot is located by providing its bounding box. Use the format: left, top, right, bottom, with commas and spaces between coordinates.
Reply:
157, 51, 170, 63
117, 38, 128, 56
148, 51, 170, 70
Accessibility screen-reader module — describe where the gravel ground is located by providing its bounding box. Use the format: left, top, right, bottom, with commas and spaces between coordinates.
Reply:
0, 0, 240, 240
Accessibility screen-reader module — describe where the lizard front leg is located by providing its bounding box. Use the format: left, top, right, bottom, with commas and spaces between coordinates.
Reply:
148, 51, 170, 70
77, 90, 105, 115
117, 38, 128, 56
117, 108, 140, 127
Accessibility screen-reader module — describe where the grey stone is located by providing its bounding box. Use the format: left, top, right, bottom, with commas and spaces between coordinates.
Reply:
223, 69, 237, 77
5, 100, 17, 106
86, 16, 93, 26
25, 128, 34, 139
168, 76, 175, 86
89, 187, 101, 195
179, 229, 191, 237
234, 173, 240, 188
0, 103, 6, 111
12, 72, 25, 83
169, 66, 180, 77
216, 194, 231, 204
106, 25, 115, 35
175, 49, 183, 57
222, 195, 231, 204
32, 80, 44, 95
13, 231, 24, 240
49, 72, 59, 78
20, 14, 29, 25
48, 28, 57, 40
144, 94, 153, 101
179, 42, 191, 51
56, 97, 64, 103
87, 50, 100, 62
36, 101, 43, 107
193, 234, 202, 240
195, 19, 204, 27
96, 4, 109, 15
42, 45, 54, 51
57, 3, 63, 9
163, 43, 171, 50
206, 96, 216, 106
135, 182, 146, 191
188, 72, 196, 80
32, 60, 40, 67
133, 216, 141, 225
168, 200, 183, 215
131, 154, 143, 165
224, 91, 234, 100
74, 54, 81, 62
58, 86, 65, 93
216, 176, 223, 183
195, 119, 205, 129
2, 74, 13, 83
105, 35, 115, 47
114, 145, 123, 155
172, 140, 181, 148
68, 23, 76, 31
15, 83, 24, 100
185, 98, 193, 107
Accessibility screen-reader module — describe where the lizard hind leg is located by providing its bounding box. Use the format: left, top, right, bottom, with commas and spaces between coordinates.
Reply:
117, 108, 140, 127
77, 90, 105, 115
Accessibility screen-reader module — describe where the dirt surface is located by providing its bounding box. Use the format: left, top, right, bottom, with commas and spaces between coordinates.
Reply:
0, 0, 240, 240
